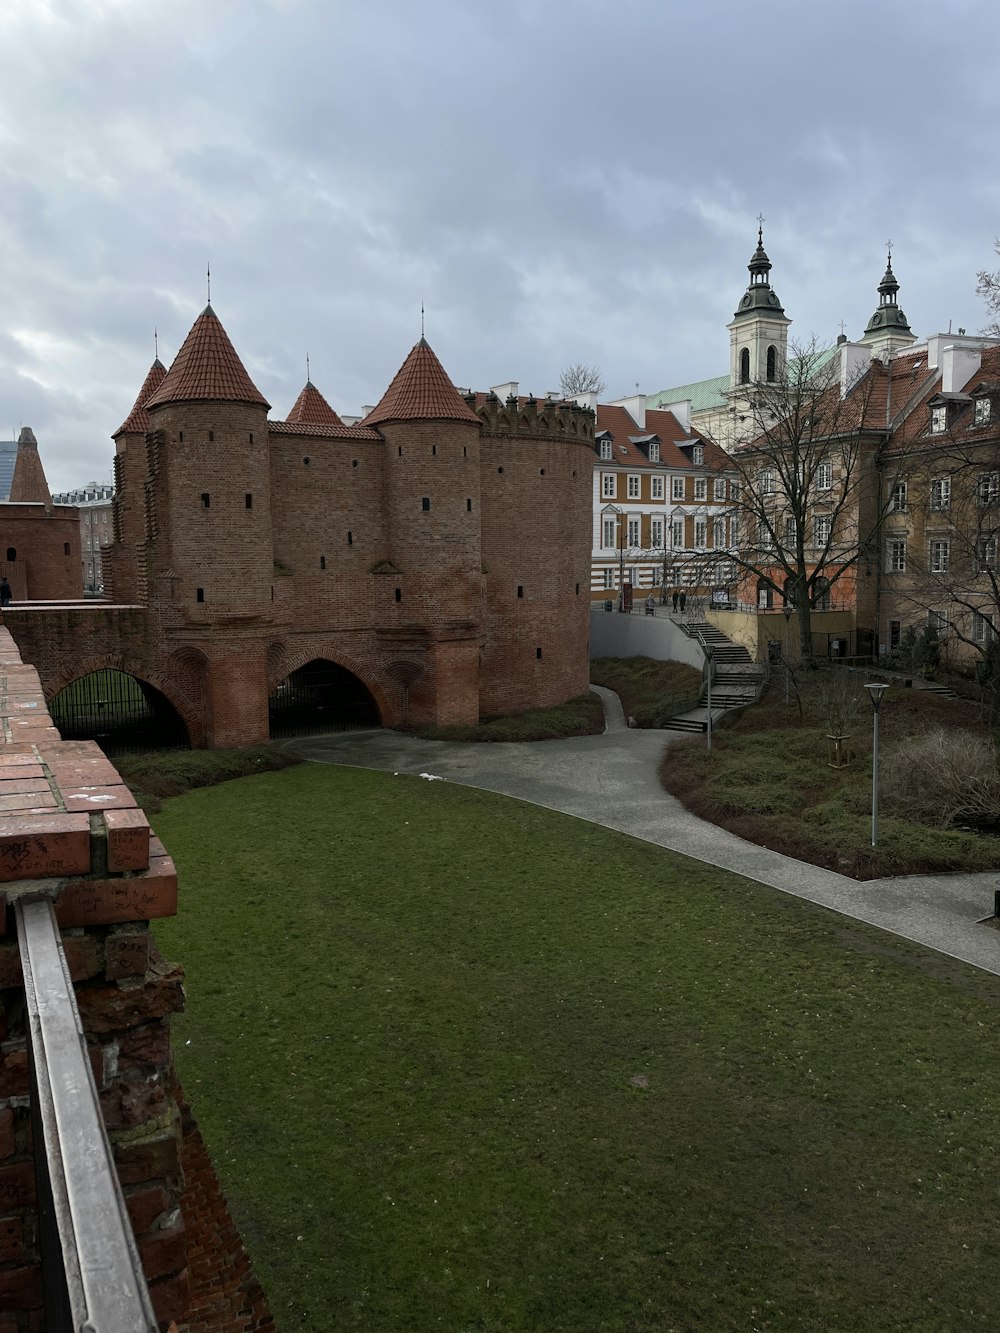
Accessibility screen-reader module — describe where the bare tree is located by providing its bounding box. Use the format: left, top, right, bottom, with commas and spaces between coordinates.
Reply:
718, 338, 895, 660
560, 362, 606, 397
976, 238, 1000, 338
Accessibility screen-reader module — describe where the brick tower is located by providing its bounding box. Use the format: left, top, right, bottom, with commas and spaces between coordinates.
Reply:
362, 339, 484, 726
141, 304, 276, 745
105, 355, 166, 604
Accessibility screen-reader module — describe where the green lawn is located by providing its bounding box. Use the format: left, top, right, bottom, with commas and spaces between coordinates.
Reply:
154, 764, 1000, 1332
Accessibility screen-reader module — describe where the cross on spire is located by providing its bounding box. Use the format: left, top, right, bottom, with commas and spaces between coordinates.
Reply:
886, 237, 893, 264
756, 212, 765, 243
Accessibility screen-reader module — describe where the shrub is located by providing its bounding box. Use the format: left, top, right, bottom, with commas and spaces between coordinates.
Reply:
881, 728, 1000, 831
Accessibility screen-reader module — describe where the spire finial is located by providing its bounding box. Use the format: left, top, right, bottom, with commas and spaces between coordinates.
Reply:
306, 351, 311, 384
207, 262, 211, 305
839, 319, 846, 337
886, 237, 893, 266
154, 326, 158, 360
421, 302, 425, 339
757, 212, 765, 244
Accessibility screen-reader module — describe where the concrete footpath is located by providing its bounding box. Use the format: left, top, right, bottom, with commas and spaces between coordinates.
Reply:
289, 685, 1000, 978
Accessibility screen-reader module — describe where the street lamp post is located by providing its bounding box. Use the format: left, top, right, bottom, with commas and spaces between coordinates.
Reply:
864, 683, 889, 848
782, 601, 793, 704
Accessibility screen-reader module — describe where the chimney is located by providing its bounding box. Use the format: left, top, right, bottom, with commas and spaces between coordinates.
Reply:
610, 393, 646, 429
941, 344, 981, 394
668, 399, 691, 433
838, 342, 872, 398
490, 381, 519, 401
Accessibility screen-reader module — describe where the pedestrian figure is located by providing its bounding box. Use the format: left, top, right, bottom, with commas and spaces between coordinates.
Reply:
671, 589, 679, 612
645, 594, 655, 616
679, 590, 687, 613
0, 579, 11, 609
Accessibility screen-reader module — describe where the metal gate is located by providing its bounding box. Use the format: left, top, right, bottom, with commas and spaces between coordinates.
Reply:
49, 670, 189, 756
269, 660, 380, 739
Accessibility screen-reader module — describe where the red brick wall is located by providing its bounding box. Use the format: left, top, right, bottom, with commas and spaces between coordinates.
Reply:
0, 506, 81, 601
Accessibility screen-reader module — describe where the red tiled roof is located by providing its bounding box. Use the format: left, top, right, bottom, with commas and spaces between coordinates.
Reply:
113, 358, 166, 437
594, 404, 732, 470
8, 427, 51, 506
363, 339, 479, 426
145, 306, 270, 411
268, 420, 381, 440
285, 380, 344, 428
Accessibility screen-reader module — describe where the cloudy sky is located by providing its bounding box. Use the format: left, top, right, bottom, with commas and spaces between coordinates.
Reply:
2, 0, 999, 491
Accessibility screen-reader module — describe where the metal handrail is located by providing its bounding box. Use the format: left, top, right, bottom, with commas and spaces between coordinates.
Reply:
15, 897, 157, 1332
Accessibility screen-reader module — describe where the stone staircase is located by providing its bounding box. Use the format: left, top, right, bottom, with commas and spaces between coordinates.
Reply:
662, 620, 764, 733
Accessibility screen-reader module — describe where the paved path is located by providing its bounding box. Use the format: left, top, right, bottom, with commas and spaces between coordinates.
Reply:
289, 686, 1000, 977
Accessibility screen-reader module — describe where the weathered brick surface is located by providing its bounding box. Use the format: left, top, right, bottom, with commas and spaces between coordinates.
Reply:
75, 960, 185, 1034
105, 929, 151, 979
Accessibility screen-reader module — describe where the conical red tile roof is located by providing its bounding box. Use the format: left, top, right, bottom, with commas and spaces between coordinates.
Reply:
363, 339, 479, 426
113, 358, 166, 437
285, 380, 344, 428
145, 305, 270, 410
9, 428, 52, 507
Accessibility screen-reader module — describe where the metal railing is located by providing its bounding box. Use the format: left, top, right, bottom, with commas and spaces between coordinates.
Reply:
16, 896, 157, 1332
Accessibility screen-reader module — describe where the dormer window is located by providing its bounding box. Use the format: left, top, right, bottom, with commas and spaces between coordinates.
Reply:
599, 439, 612, 460
975, 398, 992, 427
648, 441, 660, 463
692, 444, 704, 466
930, 405, 947, 434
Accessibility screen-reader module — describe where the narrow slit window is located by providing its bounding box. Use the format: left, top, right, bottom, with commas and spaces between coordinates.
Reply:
200, 493, 210, 508
422, 497, 431, 511
245, 493, 253, 509
536, 647, 542, 659
320, 555, 326, 570
395, 588, 402, 603
517, 585, 524, 598
347, 531, 353, 545
196, 587, 204, 603
467, 498, 472, 511
208, 430, 214, 442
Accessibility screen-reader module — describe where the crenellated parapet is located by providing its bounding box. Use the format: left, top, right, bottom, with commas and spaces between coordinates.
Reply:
469, 392, 596, 443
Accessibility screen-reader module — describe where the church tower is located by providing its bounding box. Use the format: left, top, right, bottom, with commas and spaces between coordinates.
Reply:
728, 224, 791, 391
860, 250, 915, 358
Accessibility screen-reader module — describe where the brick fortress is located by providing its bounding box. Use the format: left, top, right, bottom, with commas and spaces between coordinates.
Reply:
11, 306, 595, 746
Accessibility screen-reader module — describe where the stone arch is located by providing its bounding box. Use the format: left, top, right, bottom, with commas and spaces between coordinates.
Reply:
46, 655, 200, 748
267, 642, 396, 727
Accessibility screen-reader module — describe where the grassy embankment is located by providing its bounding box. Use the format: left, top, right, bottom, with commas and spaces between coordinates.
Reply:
154, 761, 1000, 1332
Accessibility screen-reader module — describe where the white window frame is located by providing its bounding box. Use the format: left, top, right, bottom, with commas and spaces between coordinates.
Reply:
929, 477, 951, 511
692, 444, 704, 465
729, 478, 741, 502
930, 404, 947, 434
650, 517, 664, 549
603, 568, 615, 589
975, 398, 992, 427
814, 514, 832, 547
973, 611, 997, 643
714, 478, 726, 501
670, 517, 685, 549
886, 538, 906, 572
627, 517, 641, 547
694, 518, 707, 549
713, 516, 724, 548
930, 538, 950, 573
627, 474, 641, 499
694, 478, 707, 502
977, 535, 998, 572
890, 480, 907, 512
816, 461, 833, 491
651, 476, 664, 500
928, 609, 948, 632
760, 469, 775, 496
978, 473, 1000, 507
601, 517, 617, 549
599, 439, 612, 460
648, 441, 660, 463
601, 473, 616, 499
671, 476, 685, 501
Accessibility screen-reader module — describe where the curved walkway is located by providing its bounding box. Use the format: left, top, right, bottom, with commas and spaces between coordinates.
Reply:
290, 685, 1000, 977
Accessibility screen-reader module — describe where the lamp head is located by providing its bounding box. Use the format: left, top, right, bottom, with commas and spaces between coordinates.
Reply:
864, 682, 890, 712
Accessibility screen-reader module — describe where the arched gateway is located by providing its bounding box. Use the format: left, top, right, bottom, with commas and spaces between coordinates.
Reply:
50, 669, 189, 755
268, 659, 380, 738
